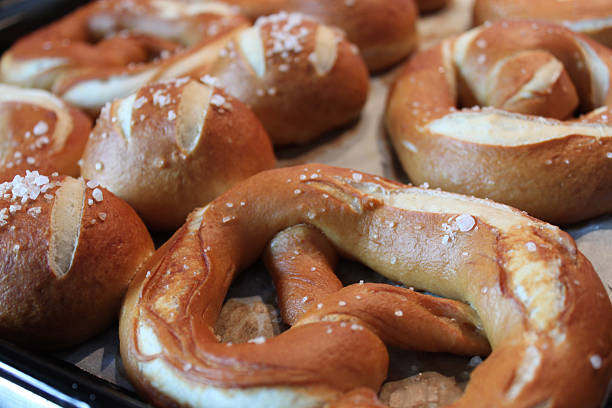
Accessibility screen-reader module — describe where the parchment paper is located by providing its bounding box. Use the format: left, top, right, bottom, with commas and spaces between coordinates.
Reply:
56, 0, 612, 396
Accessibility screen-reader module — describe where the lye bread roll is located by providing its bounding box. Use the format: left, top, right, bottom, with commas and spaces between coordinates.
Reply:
80, 77, 275, 231
0, 171, 153, 350
0, 85, 91, 181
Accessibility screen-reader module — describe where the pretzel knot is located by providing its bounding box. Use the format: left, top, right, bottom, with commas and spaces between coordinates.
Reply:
386, 20, 612, 224
0, 0, 247, 106
120, 165, 612, 408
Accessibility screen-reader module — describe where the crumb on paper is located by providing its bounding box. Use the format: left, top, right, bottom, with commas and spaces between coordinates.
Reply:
379, 372, 463, 408
214, 296, 280, 344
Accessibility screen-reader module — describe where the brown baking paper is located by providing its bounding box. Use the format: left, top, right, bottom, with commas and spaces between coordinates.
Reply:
56, 0, 612, 402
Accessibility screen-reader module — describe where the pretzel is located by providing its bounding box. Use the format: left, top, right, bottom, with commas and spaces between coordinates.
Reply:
119, 164, 612, 408
185, 0, 419, 71
80, 77, 275, 231
473, 0, 612, 47
386, 20, 612, 225
0, 171, 153, 349
0, 0, 248, 93
0, 85, 91, 181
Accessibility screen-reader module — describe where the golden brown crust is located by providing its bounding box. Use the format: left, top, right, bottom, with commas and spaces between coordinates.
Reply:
80, 77, 275, 231
0, 172, 153, 349
473, 0, 612, 47
120, 164, 612, 408
386, 20, 612, 224
0, 85, 91, 181
207, 13, 370, 145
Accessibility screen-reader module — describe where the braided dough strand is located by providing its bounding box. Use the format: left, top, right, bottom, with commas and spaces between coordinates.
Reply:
120, 164, 612, 408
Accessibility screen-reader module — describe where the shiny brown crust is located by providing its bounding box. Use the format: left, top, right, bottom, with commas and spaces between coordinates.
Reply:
120, 164, 612, 408
207, 13, 370, 145
0, 0, 248, 108
0, 85, 91, 181
473, 0, 612, 47
195, 0, 418, 71
0, 172, 153, 350
80, 78, 275, 231
386, 20, 612, 224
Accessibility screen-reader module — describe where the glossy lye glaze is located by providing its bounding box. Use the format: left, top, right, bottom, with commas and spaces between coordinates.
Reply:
80, 77, 275, 231
0, 85, 91, 181
120, 165, 612, 408
473, 0, 612, 47
0, 172, 153, 349
386, 20, 612, 224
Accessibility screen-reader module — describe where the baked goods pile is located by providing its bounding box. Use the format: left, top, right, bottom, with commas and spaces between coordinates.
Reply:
0, 1, 611, 407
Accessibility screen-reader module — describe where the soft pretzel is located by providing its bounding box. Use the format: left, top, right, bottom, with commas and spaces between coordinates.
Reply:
473, 0, 612, 47
386, 20, 612, 224
120, 164, 612, 408
0, 0, 247, 93
0, 85, 91, 181
80, 77, 275, 231
0, 171, 153, 349
186, 0, 418, 71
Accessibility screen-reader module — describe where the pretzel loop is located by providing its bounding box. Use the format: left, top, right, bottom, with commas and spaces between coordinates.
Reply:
120, 165, 612, 408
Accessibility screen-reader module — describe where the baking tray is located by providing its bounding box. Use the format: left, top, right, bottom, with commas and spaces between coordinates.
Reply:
0, 0, 611, 407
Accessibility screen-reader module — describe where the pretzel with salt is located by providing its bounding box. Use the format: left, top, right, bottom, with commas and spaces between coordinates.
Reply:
386, 20, 612, 224
120, 164, 612, 408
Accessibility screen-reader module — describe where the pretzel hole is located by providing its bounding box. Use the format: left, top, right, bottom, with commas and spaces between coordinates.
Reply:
214, 253, 485, 404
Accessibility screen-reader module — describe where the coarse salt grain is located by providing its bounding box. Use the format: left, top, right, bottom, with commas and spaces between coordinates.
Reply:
248, 336, 266, 344
92, 188, 103, 202
590, 354, 602, 369
526, 242, 537, 252
210, 94, 226, 107
455, 214, 476, 232
395, 310, 403, 317
33, 121, 48, 135
27, 207, 41, 217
